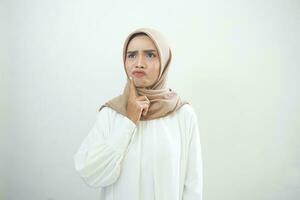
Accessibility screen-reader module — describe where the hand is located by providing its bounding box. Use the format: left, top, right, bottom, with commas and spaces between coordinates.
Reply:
126, 77, 150, 125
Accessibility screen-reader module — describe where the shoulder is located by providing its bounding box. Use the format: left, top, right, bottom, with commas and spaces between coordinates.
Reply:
92, 106, 118, 133
96, 106, 128, 124
95, 106, 116, 124
177, 103, 198, 121
175, 103, 200, 131
98, 106, 114, 115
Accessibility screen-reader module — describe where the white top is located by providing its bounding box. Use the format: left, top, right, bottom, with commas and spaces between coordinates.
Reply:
73, 104, 203, 200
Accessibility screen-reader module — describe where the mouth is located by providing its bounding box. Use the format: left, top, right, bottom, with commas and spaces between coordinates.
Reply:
132, 71, 146, 78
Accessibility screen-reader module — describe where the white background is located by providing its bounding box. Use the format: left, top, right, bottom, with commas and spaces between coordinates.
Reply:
1, 0, 299, 199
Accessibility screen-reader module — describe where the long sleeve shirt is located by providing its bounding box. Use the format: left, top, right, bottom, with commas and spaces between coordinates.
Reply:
73, 104, 203, 200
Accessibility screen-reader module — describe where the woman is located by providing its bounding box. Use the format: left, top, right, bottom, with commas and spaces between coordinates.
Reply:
73, 27, 203, 200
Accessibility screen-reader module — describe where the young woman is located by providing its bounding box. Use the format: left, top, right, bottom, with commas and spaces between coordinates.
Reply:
73, 27, 203, 200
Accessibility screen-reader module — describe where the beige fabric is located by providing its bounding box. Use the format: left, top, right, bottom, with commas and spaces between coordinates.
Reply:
98, 27, 189, 120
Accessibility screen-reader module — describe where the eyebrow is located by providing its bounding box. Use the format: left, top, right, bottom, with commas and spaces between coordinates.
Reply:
127, 49, 157, 54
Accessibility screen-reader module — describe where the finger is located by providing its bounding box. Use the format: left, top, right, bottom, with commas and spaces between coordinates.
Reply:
144, 96, 150, 104
142, 106, 149, 116
136, 96, 146, 101
137, 100, 150, 106
136, 95, 150, 102
140, 102, 150, 116
129, 76, 138, 98
142, 107, 148, 116
136, 96, 143, 101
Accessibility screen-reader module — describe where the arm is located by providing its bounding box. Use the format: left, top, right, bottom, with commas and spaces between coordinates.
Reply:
73, 108, 136, 188
183, 109, 203, 200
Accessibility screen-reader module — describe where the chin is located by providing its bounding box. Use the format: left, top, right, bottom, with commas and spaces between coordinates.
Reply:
136, 84, 147, 88
134, 79, 149, 87
136, 83, 154, 89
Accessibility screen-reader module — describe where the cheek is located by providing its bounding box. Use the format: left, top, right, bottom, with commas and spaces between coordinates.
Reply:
149, 62, 160, 79
125, 60, 132, 70
125, 61, 132, 72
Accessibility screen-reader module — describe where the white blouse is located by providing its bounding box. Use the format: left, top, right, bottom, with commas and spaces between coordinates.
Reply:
73, 104, 203, 200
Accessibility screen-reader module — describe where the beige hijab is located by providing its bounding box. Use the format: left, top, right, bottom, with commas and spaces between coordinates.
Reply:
98, 27, 189, 120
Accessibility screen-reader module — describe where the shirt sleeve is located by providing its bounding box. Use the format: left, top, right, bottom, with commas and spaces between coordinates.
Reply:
73, 107, 137, 188
183, 107, 203, 200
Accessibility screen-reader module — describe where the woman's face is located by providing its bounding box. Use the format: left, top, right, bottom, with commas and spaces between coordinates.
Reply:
125, 35, 160, 88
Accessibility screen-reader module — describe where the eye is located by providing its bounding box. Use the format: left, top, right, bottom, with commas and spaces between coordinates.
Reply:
146, 53, 156, 58
127, 53, 136, 59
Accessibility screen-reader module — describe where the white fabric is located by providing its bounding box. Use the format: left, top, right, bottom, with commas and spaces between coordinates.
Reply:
73, 104, 203, 200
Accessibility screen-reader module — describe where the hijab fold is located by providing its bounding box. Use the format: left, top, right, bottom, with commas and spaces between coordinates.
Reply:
98, 27, 189, 120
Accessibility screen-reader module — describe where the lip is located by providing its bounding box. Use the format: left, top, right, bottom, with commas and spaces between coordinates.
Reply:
132, 70, 146, 78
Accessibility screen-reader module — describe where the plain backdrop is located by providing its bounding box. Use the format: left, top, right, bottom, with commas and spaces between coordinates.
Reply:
1, 0, 299, 200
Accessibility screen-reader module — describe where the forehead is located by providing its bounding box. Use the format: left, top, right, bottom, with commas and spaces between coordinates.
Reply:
126, 35, 157, 51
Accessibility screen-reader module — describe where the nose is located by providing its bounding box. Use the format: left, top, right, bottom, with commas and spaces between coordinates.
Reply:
136, 54, 145, 69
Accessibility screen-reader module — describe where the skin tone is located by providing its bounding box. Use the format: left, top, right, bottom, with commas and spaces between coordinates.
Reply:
125, 35, 160, 88
125, 35, 161, 124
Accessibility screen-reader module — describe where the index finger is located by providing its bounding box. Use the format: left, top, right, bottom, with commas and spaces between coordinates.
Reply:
129, 76, 138, 98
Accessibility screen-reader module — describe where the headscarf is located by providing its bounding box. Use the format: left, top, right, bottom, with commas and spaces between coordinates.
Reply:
98, 27, 189, 120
